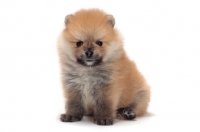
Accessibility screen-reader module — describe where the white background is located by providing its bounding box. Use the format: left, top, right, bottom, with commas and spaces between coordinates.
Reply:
0, 0, 200, 131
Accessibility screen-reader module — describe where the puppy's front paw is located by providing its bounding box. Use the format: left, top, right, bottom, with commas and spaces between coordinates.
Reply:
94, 118, 113, 125
60, 114, 82, 122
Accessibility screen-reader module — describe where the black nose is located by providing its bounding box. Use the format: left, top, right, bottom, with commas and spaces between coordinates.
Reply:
85, 50, 93, 58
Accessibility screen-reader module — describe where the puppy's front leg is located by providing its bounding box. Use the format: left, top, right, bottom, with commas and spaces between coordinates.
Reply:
60, 89, 84, 122
93, 88, 116, 125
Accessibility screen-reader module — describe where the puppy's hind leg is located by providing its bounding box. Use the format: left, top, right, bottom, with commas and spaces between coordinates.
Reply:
117, 107, 136, 120
117, 89, 150, 120
133, 89, 150, 117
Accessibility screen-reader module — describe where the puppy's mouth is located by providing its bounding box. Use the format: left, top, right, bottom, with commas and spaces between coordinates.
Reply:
77, 58, 102, 66
85, 59, 94, 62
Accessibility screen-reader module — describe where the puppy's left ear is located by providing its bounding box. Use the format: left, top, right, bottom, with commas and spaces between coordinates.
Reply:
106, 15, 115, 28
64, 14, 74, 25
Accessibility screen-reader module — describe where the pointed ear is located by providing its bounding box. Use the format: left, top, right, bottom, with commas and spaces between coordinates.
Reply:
106, 15, 115, 28
64, 14, 74, 25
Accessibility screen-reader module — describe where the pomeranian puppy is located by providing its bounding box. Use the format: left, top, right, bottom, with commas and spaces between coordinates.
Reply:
57, 9, 150, 125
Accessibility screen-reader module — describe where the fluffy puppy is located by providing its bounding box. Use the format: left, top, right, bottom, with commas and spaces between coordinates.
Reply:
57, 9, 150, 125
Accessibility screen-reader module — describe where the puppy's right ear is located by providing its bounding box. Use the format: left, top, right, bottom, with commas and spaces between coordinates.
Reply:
64, 14, 74, 25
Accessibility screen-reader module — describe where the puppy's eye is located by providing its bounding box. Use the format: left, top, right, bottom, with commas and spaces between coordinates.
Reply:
76, 41, 83, 47
96, 41, 103, 46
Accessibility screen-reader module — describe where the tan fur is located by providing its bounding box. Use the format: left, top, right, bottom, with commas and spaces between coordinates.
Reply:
57, 9, 150, 124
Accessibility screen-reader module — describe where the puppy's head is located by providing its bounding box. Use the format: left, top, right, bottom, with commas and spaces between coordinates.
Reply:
61, 9, 123, 67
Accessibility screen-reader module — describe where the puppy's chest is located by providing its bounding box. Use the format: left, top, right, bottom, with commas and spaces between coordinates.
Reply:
66, 68, 111, 113
66, 68, 111, 97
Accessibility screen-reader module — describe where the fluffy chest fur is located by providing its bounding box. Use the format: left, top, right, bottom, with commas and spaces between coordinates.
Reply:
64, 65, 111, 114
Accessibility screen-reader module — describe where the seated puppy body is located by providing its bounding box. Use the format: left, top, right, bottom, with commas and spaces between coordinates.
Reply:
57, 9, 150, 125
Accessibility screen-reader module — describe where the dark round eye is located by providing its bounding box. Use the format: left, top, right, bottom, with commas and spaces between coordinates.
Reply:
76, 41, 83, 47
96, 41, 103, 46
